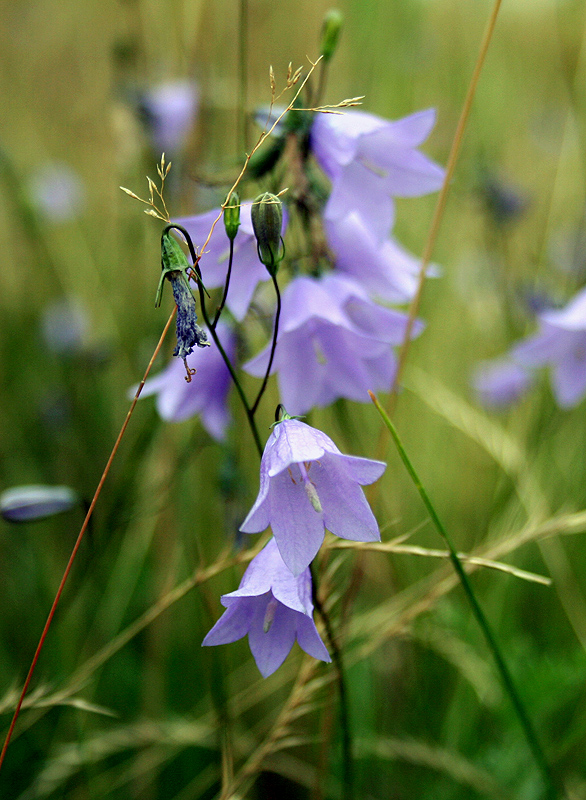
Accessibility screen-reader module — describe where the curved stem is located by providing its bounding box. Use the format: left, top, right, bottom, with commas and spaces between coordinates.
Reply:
213, 237, 235, 327
250, 274, 281, 416
164, 224, 264, 458
370, 391, 557, 800
311, 565, 353, 800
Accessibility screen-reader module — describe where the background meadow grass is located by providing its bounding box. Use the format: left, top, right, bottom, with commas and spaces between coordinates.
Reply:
2, 0, 586, 797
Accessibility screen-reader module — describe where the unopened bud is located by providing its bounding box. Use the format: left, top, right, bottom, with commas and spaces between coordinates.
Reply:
251, 192, 284, 275
223, 191, 240, 241
320, 9, 343, 62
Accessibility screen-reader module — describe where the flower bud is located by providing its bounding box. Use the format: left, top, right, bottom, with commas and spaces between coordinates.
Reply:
251, 192, 284, 275
223, 191, 240, 241
320, 9, 343, 63
0, 485, 79, 523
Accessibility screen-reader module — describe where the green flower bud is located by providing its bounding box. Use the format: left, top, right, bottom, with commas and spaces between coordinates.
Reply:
223, 191, 241, 241
251, 192, 284, 275
320, 9, 343, 62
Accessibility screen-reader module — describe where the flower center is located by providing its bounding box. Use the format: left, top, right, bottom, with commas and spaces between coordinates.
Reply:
263, 595, 279, 633
299, 461, 323, 514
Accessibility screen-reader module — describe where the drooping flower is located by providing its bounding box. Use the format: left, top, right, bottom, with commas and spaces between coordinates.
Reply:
509, 288, 586, 408
244, 274, 423, 415
202, 537, 330, 677
311, 108, 444, 240
138, 321, 235, 440
174, 202, 288, 320
240, 417, 386, 576
138, 80, 199, 154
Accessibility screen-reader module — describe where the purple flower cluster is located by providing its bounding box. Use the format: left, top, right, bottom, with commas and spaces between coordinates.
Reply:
473, 286, 586, 409
136, 102, 441, 676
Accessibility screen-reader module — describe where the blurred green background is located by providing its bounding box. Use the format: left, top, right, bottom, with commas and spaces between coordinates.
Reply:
2, 0, 586, 798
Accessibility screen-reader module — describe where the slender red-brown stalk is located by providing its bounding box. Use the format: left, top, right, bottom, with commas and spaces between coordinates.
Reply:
0, 309, 176, 773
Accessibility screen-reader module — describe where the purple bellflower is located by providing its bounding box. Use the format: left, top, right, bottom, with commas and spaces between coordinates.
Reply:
174, 202, 288, 321
244, 274, 423, 415
311, 108, 444, 240
202, 537, 331, 677
138, 322, 235, 440
510, 287, 586, 407
240, 417, 386, 576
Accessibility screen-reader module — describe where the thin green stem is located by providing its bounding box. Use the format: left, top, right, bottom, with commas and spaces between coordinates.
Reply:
369, 391, 557, 800
164, 224, 264, 458
250, 273, 281, 416
213, 237, 235, 327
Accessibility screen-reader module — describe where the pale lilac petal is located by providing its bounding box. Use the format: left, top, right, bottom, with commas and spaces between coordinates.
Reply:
325, 163, 396, 241
358, 134, 445, 197
334, 453, 387, 485
202, 599, 254, 646
325, 213, 419, 303
239, 458, 272, 533
312, 457, 381, 542
310, 110, 387, 179
296, 616, 331, 662
382, 109, 438, 148
248, 600, 297, 677
268, 469, 326, 576
265, 419, 328, 476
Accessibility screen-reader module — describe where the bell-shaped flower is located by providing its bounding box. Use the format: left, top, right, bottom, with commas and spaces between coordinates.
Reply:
510, 287, 586, 407
240, 417, 386, 576
137, 321, 235, 440
202, 537, 330, 677
243, 274, 423, 415
174, 202, 288, 321
311, 108, 444, 241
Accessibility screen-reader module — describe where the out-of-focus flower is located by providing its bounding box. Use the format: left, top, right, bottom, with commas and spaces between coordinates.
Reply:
244, 274, 422, 415
202, 537, 330, 677
240, 417, 385, 575
41, 298, 87, 356
311, 108, 444, 240
138, 321, 235, 440
510, 288, 586, 407
174, 202, 288, 321
0, 485, 79, 523
138, 80, 198, 154
28, 163, 85, 222
473, 359, 534, 408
